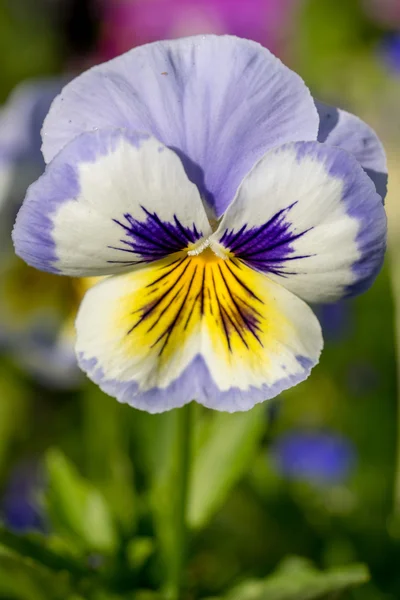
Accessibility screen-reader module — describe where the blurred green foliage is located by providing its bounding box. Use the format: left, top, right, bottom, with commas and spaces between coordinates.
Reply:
0, 0, 58, 102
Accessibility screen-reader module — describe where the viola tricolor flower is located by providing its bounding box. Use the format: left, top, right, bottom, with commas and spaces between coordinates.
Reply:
13, 36, 387, 412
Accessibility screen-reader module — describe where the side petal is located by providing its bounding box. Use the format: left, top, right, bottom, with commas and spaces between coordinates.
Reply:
213, 141, 387, 303
316, 101, 388, 202
76, 252, 323, 413
13, 128, 211, 276
41, 35, 319, 217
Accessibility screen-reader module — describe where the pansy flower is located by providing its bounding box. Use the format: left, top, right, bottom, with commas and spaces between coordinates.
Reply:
13, 36, 387, 412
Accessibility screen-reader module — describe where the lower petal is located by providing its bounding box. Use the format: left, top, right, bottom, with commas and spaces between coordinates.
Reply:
76, 252, 323, 413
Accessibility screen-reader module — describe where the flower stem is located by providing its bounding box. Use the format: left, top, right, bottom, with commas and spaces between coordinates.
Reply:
165, 403, 193, 600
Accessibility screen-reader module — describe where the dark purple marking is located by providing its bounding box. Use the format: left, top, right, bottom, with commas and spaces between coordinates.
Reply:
110, 206, 203, 263
220, 202, 312, 275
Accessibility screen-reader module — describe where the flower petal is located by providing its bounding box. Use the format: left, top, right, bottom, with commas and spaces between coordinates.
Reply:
41, 35, 319, 217
76, 251, 322, 413
213, 141, 387, 303
316, 101, 388, 201
13, 128, 211, 276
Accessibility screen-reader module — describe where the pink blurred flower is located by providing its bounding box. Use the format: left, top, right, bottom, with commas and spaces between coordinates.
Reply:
96, 0, 297, 61
363, 0, 400, 27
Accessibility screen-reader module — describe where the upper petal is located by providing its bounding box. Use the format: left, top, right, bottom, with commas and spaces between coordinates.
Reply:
316, 100, 388, 202
42, 35, 319, 217
13, 128, 211, 276
213, 141, 387, 303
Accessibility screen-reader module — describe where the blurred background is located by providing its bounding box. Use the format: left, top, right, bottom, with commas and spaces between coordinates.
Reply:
0, 0, 399, 599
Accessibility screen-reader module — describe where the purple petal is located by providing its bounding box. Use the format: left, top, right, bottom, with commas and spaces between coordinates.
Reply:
42, 35, 319, 217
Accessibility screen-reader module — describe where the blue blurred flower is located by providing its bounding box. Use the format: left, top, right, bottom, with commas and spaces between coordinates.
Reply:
316, 300, 352, 342
0, 78, 85, 388
1, 461, 45, 533
271, 430, 356, 485
379, 33, 400, 75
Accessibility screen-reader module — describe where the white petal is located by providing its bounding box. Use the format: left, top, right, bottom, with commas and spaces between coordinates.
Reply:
76, 252, 322, 413
13, 129, 211, 276
213, 141, 386, 303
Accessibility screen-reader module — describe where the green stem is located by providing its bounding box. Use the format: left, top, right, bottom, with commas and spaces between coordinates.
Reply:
165, 403, 193, 600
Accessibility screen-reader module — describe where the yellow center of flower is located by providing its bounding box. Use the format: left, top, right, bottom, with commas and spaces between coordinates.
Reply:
113, 248, 290, 378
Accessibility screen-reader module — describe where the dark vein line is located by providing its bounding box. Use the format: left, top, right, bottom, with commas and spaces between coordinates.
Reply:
242, 229, 312, 258
155, 266, 198, 355
113, 218, 177, 253
184, 291, 201, 330
211, 270, 231, 352
128, 261, 190, 328
141, 207, 187, 247
200, 266, 206, 316
146, 258, 186, 288
174, 215, 197, 243
220, 303, 249, 349
228, 203, 297, 253
225, 261, 264, 303
218, 265, 263, 347
146, 284, 186, 333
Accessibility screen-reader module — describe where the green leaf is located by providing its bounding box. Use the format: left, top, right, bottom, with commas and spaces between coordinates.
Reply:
0, 527, 88, 578
223, 557, 369, 600
45, 449, 117, 554
187, 405, 265, 529
0, 533, 92, 599
126, 537, 155, 571
0, 547, 64, 600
